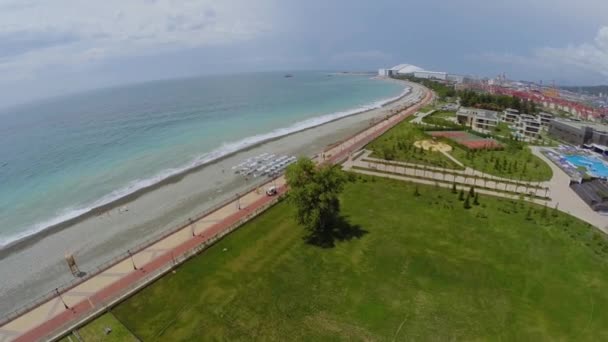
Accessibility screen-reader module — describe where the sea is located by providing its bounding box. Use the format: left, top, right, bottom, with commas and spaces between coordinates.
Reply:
0, 71, 406, 248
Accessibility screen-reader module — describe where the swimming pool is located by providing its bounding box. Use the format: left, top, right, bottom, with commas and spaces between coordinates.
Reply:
564, 155, 608, 178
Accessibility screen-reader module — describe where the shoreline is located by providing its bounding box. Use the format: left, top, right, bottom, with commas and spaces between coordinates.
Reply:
0, 80, 425, 316
0, 83, 411, 255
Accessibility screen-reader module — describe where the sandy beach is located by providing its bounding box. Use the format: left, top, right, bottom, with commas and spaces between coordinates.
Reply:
0, 80, 425, 315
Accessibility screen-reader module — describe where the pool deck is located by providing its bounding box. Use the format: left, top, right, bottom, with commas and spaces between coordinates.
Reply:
531, 146, 608, 232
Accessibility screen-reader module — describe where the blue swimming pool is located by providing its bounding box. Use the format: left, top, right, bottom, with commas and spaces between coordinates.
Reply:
564, 155, 608, 178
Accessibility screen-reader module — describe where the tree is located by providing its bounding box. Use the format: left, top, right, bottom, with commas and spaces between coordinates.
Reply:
459, 189, 465, 201
474, 193, 480, 205
469, 186, 475, 198
464, 195, 472, 209
414, 185, 421, 197
286, 158, 347, 234
452, 182, 458, 194
526, 207, 533, 221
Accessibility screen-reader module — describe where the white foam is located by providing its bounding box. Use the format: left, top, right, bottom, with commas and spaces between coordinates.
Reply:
0, 85, 411, 249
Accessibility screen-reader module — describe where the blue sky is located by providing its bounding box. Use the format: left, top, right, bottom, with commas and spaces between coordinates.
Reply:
1, 0, 607, 107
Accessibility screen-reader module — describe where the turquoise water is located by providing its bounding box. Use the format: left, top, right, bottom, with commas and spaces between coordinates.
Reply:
564, 155, 608, 177
0, 72, 405, 246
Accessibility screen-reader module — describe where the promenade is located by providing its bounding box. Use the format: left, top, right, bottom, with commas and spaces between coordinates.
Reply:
0, 84, 432, 342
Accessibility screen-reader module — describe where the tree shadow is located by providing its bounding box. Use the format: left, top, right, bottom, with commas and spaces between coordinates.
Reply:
304, 215, 368, 248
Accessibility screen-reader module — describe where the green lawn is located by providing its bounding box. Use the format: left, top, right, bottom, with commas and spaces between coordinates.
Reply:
367, 123, 462, 169
430, 110, 455, 119
450, 144, 553, 181
59, 313, 137, 342
421, 110, 460, 129
368, 121, 553, 181
493, 121, 512, 135
84, 176, 608, 340
418, 104, 434, 113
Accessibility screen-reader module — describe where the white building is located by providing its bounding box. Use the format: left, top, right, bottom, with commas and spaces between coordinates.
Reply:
447, 74, 465, 83
391, 64, 425, 75
378, 63, 465, 83
502, 108, 519, 123
378, 69, 391, 77
413, 71, 448, 81
516, 114, 542, 139
457, 107, 501, 132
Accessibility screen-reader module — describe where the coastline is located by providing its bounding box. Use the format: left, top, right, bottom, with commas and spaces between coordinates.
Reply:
0, 80, 425, 315
0, 83, 411, 253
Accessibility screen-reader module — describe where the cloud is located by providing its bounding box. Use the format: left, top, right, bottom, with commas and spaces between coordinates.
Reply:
478, 26, 608, 79
0, 0, 276, 80
535, 27, 608, 76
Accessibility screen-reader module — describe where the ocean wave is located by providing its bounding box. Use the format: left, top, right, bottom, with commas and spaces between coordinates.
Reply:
0, 85, 411, 249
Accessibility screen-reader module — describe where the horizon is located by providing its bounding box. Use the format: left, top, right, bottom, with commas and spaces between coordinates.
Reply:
1, 0, 608, 107
1, 67, 607, 112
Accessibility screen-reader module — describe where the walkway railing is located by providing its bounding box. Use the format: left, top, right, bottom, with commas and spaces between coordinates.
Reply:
0, 175, 279, 327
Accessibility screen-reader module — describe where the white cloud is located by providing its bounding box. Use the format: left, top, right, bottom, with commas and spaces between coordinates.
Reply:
535, 27, 608, 76
479, 26, 608, 79
0, 0, 276, 79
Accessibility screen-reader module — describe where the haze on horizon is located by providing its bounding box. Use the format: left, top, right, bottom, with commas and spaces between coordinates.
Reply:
1, 0, 608, 107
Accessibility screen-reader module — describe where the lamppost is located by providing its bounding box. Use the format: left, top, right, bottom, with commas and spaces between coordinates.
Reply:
127, 250, 138, 270
56, 288, 69, 310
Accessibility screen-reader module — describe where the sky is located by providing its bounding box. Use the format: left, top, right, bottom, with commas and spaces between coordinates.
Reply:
1, 0, 608, 107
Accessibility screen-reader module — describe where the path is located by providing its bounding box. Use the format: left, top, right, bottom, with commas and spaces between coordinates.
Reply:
410, 109, 435, 125
361, 150, 549, 189
345, 151, 550, 201
0, 82, 433, 342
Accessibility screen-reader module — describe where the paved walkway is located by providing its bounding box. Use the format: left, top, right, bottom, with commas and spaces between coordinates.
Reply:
346, 151, 550, 201
361, 150, 549, 189
0, 82, 433, 342
410, 109, 435, 125
530, 146, 607, 232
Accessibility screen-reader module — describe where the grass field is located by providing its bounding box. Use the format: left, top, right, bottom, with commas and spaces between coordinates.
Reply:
80, 175, 608, 340
422, 110, 459, 128
368, 121, 552, 181
60, 313, 137, 342
367, 123, 462, 169
418, 104, 434, 113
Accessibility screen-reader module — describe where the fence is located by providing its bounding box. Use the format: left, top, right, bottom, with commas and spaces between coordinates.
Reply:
0, 175, 280, 327
45, 190, 286, 342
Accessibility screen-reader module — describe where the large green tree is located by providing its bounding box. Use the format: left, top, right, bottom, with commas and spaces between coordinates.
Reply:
285, 158, 347, 234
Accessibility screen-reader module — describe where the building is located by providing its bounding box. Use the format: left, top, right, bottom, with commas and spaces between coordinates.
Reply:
516, 114, 542, 139
447, 74, 465, 84
571, 180, 608, 213
391, 64, 425, 75
548, 119, 608, 146
539, 112, 554, 127
413, 71, 448, 81
502, 108, 519, 123
456, 107, 500, 132
378, 69, 390, 77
